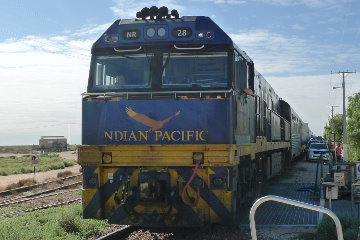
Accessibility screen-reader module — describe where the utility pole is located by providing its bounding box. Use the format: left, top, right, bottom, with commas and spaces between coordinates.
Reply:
333, 71, 356, 162
331, 106, 339, 162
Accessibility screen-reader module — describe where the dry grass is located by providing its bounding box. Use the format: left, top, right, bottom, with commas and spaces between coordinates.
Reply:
44, 177, 64, 184
19, 178, 37, 186
57, 170, 73, 178
5, 178, 37, 190
5, 183, 20, 190
44, 177, 57, 181
56, 179, 64, 184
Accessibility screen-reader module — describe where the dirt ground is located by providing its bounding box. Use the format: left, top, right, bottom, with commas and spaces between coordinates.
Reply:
0, 151, 80, 189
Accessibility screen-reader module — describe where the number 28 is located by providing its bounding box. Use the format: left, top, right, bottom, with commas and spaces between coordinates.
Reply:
177, 29, 188, 37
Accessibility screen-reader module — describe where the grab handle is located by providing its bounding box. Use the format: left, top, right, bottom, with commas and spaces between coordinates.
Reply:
173, 44, 204, 50
114, 46, 142, 53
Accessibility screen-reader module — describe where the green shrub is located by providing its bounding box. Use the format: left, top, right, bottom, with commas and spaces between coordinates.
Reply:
0, 204, 110, 240
63, 161, 75, 168
0, 145, 33, 154
47, 162, 65, 171
79, 219, 107, 237
0, 154, 76, 176
315, 214, 360, 240
58, 210, 80, 233
20, 168, 33, 174
40, 153, 49, 157
343, 229, 358, 240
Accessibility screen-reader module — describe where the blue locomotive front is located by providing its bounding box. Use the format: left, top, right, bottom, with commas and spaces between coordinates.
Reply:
78, 7, 307, 227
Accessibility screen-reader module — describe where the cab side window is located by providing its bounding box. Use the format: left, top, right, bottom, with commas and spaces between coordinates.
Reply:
234, 50, 248, 90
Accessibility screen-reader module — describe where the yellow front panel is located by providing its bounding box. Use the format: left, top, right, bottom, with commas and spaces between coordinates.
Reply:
78, 144, 232, 167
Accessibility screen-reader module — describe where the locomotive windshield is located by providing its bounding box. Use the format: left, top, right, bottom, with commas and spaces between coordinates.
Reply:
93, 54, 152, 91
162, 52, 228, 88
90, 50, 229, 92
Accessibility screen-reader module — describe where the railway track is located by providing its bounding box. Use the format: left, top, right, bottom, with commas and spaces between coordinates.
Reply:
0, 187, 82, 207
96, 226, 139, 240
0, 173, 83, 217
0, 173, 82, 196
1, 198, 82, 217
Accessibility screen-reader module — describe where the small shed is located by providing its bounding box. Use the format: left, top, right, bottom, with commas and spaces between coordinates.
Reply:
39, 136, 67, 152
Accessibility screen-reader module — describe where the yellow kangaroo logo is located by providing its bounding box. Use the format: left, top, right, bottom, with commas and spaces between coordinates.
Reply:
125, 107, 180, 131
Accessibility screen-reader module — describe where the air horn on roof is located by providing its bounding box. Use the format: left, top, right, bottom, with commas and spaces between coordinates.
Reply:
136, 6, 179, 20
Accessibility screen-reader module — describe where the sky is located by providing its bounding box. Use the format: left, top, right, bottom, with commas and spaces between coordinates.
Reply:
0, 0, 359, 145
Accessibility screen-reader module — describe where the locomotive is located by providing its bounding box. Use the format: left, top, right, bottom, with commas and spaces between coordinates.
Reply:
78, 7, 311, 227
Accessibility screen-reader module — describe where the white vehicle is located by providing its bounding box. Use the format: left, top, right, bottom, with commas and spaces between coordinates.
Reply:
307, 142, 329, 161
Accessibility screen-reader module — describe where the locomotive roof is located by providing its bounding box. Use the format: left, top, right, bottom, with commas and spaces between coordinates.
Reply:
92, 16, 251, 62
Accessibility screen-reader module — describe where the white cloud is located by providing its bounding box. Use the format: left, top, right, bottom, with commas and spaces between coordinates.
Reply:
0, 40, 33, 53
229, 28, 360, 77
49, 36, 68, 41
262, 0, 345, 8
267, 73, 360, 136
229, 29, 313, 75
292, 24, 305, 31
72, 23, 112, 37
191, 0, 246, 4
0, 25, 102, 145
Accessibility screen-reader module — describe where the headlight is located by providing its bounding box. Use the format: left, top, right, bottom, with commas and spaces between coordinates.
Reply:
193, 152, 204, 163
102, 152, 112, 164
157, 27, 166, 37
104, 34, 111, 42
146, 28, 155, 37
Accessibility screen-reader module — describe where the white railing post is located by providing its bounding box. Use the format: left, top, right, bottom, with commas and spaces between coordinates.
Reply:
249, 195, 343, 240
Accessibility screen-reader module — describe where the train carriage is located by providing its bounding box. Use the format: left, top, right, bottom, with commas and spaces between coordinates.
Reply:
78, 7, 310, 227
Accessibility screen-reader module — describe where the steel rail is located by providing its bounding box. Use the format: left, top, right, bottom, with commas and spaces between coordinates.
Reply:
0, 181, 82, 205
249, 195, 343, 240
96, 226, 139, 240
0, 188, 82, 207
0, 173, 82, 196
1, 198, 82, 217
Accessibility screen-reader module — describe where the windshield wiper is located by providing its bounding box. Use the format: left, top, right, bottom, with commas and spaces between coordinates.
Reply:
114, 53, 135, 59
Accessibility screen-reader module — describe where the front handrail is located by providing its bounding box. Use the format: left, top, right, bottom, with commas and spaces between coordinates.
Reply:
114, 46, 142, 53
249, 195, 343, 240
173, 44, 205, 50
81, 89, 233, 98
